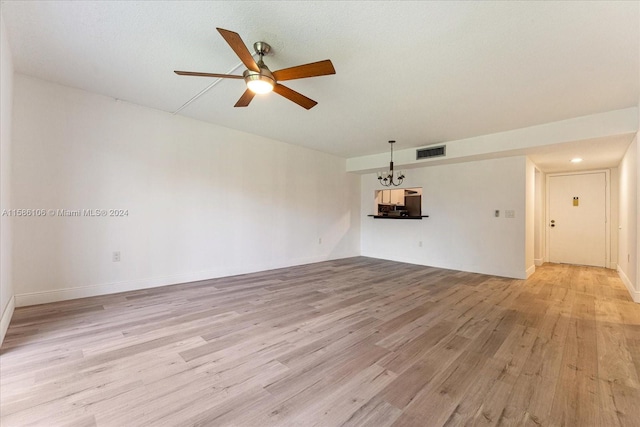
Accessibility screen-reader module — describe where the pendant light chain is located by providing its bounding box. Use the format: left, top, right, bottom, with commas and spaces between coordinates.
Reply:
377, 140, 405, 187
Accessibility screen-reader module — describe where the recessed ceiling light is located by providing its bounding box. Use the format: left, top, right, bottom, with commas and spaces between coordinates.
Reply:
571, 158, 583, 163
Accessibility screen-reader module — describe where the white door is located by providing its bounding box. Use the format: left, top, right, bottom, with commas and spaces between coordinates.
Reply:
548, 172, 606, 267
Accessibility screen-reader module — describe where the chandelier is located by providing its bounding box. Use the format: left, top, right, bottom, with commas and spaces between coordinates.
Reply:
377, 140, 405, 187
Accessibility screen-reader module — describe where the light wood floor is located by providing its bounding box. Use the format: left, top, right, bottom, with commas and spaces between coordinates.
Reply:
1, 258, 639, 426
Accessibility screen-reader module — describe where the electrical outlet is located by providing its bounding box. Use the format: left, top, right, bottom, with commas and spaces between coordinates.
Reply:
505, 210, 515, 218
494, 210, 500, 217
418, 241, 423, 247
112, 251, 121, 262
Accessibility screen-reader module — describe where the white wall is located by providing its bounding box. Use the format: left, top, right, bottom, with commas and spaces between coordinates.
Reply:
534, 168, 545, 266
610, 166, 619, 269
11, 75, 361, 306
618, 136, 638, 301
361, 156, 528, 279
0, 13, 15, 344
525, 157, 536, 277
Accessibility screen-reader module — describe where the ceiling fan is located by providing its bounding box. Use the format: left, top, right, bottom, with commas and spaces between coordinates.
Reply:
174, 28, 336, 110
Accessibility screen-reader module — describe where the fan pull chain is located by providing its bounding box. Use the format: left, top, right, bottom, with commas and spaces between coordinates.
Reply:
173, 52, 258, 115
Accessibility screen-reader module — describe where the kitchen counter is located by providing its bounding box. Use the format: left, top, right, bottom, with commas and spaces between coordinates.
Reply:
367, 215, 428, 220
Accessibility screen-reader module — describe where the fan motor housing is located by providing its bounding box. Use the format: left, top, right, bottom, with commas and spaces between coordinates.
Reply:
243, 67, 275, 84
253, 42, 271, 56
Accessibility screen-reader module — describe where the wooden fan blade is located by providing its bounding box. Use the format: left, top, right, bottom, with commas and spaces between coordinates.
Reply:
272, 60, 336, 81
273, 84, 318, 110
174, 71, 244, 79
234, 89, 256, 107
216, 28, 259, 72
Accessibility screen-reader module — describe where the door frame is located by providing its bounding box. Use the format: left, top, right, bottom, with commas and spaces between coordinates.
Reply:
545, 169, 611, 268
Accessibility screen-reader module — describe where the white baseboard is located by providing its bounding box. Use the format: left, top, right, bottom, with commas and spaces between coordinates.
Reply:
617, 265, 640, 303
14, 252, 359, 307
534, 258, 544, 267
0, 296, 15, 346
526, 265, 536, 278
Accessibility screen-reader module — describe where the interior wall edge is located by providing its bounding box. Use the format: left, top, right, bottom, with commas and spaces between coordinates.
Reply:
0, 11, 15, 348
526, 265, 536, 278
0, 295, 15, 345
618, 264, 640, 303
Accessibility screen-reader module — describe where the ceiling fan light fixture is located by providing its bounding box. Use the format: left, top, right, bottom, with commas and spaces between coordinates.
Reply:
175, 28, 335, 109
244, 70, 275, 94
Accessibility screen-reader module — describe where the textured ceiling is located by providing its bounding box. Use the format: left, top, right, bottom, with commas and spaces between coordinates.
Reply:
2, 1, 638, 158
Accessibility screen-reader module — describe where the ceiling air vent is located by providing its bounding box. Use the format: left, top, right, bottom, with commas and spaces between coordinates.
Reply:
416, 145, 446, 160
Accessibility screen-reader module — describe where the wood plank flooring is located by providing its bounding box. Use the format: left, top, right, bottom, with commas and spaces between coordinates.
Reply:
1, 257, 639, 426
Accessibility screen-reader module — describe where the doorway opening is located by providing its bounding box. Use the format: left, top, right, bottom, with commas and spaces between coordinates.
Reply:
545, 170, 610, 268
